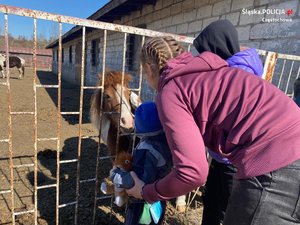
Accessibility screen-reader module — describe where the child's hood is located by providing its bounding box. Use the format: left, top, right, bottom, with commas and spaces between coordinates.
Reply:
227, 48, 263, 76
158, 51, 228, 91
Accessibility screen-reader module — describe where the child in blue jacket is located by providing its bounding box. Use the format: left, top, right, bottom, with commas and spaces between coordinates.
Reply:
111, 101, 172, 225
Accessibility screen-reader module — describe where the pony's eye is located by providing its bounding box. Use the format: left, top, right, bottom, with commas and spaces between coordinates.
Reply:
104, 94, 111, 100
125, 160, 130, 164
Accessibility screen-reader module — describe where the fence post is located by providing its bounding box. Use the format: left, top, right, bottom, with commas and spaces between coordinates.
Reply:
262, 51, 278, 82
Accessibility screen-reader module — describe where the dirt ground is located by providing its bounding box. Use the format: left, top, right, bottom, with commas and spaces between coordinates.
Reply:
0, 68, 203, 225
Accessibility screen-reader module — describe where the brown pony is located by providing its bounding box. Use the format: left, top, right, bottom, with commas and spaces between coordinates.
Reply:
90, 71, 140, 155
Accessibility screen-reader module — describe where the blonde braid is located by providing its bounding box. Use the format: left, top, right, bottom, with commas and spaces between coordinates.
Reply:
141, 37, 185, 73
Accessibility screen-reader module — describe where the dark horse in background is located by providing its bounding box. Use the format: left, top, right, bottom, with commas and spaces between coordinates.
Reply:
0, 54, 25, 79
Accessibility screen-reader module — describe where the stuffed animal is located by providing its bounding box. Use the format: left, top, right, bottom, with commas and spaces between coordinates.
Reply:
100, 151, 133, 207
100, 152, 163, 224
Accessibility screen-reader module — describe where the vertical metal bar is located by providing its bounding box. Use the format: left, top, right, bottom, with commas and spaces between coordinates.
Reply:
130, 35, 145, 154
56, 22, 63, 225
284, 60, 294, 94
74, 26, 86, 225
92, 29, 107, 225
99, 35, 129, 220
114, 33, 128, 155
121, 33, 128, 76
4, 13, 15, 225
278, 59, 286, 89
186, 187, 200, 212
187, 43, 191, 52
138, 36, 145, 100
33, 17, 38, 225
296, 66, 300, 79
107, 31, 128, 223
262, 51, 278, 83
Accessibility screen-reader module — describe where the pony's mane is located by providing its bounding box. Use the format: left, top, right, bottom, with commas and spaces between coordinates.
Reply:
98, 71, 132, 88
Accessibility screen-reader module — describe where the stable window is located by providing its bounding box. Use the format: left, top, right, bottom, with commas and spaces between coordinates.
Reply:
126, 24, 146, 71
91, 39, 99, 66
69, 45, 72, 64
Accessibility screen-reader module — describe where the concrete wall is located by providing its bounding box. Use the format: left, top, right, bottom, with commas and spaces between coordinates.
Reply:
124, 0, 299, 54
51, 0, 300, 100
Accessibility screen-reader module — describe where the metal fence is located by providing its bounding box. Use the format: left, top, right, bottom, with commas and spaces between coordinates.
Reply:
259, 50, 300, 97
0, 4, 300, 225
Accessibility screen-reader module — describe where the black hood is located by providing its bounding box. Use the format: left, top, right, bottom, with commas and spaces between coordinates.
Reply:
193, 20, 240, 60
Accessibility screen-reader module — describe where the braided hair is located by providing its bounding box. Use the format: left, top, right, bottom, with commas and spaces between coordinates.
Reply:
141, 37, 185, 74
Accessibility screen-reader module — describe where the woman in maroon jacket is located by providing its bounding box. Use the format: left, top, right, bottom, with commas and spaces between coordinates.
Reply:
127, 36, 300, 225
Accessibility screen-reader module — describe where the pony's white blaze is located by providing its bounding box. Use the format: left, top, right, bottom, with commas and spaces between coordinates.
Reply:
116, 84, 133, 129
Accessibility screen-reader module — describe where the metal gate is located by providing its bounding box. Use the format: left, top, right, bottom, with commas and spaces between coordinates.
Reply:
259, 50, 300, 97
0, 4, 300, 225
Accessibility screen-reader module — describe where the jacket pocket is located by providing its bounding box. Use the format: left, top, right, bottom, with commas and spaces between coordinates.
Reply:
252, 172, 273, 189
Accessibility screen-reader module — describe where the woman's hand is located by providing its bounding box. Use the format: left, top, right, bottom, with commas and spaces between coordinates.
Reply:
126, 171, 145, 199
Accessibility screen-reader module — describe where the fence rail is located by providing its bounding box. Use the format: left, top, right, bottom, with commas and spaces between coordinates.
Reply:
0, 4, 300, 225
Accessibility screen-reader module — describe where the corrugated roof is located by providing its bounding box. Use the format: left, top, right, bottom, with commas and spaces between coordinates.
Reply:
46, 0, 156, 49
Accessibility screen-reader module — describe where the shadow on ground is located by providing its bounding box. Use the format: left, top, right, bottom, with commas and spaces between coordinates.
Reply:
36, 70, 93, 125
26, 137, 127, 225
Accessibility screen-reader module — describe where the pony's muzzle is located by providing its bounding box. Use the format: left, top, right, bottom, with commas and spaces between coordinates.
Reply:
120, 116, 134, 130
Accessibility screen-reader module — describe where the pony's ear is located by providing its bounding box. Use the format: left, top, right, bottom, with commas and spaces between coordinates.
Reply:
124, 73, 132, 83
97, 72, 104, 85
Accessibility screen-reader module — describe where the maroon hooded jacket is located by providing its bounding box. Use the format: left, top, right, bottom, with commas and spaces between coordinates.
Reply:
142, 51, 300, 203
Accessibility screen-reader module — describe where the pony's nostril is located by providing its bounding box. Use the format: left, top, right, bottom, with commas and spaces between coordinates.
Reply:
121, 117, 126, 125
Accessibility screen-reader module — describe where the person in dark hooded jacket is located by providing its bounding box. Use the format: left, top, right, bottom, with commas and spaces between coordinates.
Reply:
193, 19, 263, 225
294, 77, 300, 107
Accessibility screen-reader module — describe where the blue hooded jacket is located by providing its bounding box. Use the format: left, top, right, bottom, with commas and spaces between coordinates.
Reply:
227, 48, 263, 77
